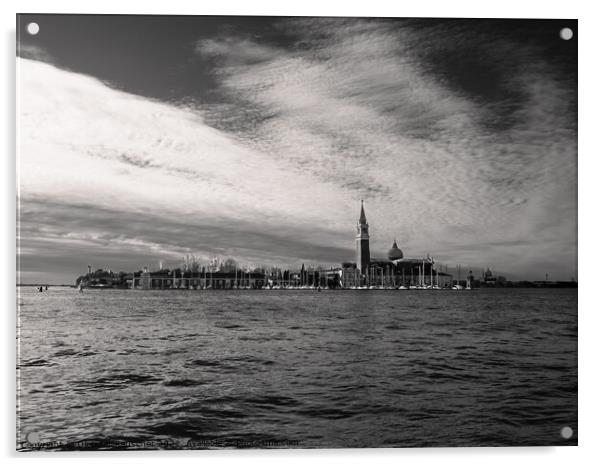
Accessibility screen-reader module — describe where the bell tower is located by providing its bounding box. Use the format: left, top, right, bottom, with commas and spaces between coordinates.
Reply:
356, 200, 371, 274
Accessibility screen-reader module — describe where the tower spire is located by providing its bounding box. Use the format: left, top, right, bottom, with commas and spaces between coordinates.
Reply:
359, 199, 367, 224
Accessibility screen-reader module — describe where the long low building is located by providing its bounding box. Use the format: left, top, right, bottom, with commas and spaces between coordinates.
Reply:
128, 268, 266, 290
339, 257, 453, 288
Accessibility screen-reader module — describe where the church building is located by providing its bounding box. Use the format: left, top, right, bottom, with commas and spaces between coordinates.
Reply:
341, 201, 452, 288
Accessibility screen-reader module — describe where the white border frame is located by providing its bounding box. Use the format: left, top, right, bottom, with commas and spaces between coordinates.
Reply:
3, 1, 599, 464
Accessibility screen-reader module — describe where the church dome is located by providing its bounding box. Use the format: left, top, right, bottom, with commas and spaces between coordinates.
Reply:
387, 240, 403, 260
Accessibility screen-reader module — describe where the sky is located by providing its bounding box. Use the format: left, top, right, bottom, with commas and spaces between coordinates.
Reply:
16, 15, 577, 284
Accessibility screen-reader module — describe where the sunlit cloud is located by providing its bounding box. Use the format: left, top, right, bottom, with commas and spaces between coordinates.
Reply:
192, 18, 576, 278
17, 17, 577, 283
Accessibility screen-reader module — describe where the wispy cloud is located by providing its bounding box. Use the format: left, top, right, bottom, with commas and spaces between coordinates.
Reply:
17, 18, 577, 283
193, 18, 577, 278
17, 43, 54, 63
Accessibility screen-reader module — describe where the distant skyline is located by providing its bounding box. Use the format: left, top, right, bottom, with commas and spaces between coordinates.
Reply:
17, 15, 577, 284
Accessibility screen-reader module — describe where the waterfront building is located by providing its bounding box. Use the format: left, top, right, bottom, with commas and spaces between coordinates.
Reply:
140, 266, 151, 290
78, 200, 457, 290
480, 268, 506, 287
342, 202, 452, 288
128, 269, 265, 289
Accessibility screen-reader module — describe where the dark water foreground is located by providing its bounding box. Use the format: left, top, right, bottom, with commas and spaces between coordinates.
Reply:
16, 288, 577, 450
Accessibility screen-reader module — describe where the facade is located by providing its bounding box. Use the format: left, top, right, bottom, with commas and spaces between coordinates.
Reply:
342, 202, 453, 288
480, 268, 506, 287
339, 258, 452, 288
129, 270, 266, 289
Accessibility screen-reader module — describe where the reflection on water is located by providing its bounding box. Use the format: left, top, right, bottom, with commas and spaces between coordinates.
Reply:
17, 288, 577, 449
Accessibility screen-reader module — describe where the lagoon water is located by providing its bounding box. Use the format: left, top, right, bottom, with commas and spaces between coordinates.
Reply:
17, 288, 577, 449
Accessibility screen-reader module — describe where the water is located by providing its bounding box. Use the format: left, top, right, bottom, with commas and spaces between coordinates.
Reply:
17, 288, 577, 450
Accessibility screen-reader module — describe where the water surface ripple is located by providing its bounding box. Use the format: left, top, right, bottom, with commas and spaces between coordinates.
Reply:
17, 288, 577, 449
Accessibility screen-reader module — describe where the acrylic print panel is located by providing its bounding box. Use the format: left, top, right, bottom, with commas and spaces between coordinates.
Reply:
16, 14, 578, 450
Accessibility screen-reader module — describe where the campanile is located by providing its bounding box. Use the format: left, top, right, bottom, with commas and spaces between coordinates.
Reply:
356, 200, 371, 274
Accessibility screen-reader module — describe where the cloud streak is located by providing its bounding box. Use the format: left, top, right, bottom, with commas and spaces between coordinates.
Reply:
193, 18, 577, 277
17, 17, 577, 283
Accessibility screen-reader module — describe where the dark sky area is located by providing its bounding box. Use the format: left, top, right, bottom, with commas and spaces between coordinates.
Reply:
18, 15, 576, 108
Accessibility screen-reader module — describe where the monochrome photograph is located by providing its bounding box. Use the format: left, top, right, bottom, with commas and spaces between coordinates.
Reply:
16, 14, 577, 450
